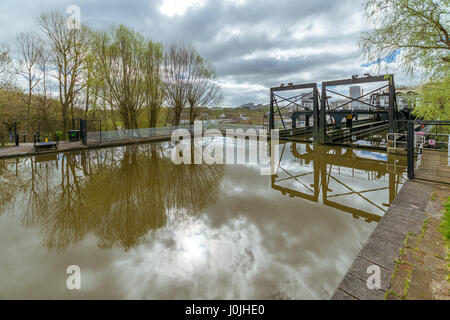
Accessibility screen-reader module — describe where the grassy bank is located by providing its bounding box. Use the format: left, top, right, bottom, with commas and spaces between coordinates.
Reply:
440, 197, 450, 249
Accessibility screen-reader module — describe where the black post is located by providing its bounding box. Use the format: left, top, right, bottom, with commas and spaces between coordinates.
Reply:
14, 122, 18, 146
407, 121, 414, 179
313, 86, 320, 143
319, 84, 326, 144
269, 89, 274, 131
388, 76, 396, 133
346, 115, 353, 128
306, 114, 311, 129
37, 120, 40, 143
80, 119, 87, 146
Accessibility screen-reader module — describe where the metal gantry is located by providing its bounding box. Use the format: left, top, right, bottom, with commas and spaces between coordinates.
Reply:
269, 74, 400, 144
270, 83, 320, 138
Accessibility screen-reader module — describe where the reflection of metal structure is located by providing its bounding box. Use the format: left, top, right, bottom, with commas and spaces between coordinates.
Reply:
271, 142, 407, 223
269, 75, 400, 144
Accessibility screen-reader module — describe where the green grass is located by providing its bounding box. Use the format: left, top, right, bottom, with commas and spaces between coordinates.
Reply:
440, 197, 450, 247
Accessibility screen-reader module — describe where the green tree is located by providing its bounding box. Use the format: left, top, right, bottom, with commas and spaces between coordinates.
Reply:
142, 41, 165, 128
91, 25, 146, 129
413, 76, 450, 120
359, 0, 449, 79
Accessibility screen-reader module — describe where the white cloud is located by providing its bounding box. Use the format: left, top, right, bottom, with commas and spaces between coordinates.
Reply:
159, 0, 205, 17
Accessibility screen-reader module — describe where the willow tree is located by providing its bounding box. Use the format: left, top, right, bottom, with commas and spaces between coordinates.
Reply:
359, 0, 449, 79
413, 77, 450, 121
92, 25, 146, 129
143, 41, 165, 128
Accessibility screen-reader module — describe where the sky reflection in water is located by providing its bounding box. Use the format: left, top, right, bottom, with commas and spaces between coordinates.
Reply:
0, 140, 407, 299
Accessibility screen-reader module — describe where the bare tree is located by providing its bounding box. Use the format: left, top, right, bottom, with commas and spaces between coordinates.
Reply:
0, 44, 14, 90
163, 42, 190, 126
185, 50, 222, 124
15, 32, 43, 131
163, 43, 222, 126
37, 10, 89, 136
34, 46, 57, 134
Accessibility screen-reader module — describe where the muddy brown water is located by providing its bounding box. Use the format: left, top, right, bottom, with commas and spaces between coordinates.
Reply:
0, 139, 406, 299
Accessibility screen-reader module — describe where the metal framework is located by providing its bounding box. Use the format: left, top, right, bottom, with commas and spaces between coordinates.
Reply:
320, 74, 398, 143
269, 83, 320, 139
269, 74, 399, 144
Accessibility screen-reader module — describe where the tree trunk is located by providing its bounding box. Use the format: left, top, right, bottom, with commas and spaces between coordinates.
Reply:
173, 105, 182, 126
85, 84, 90, 119
189, 102, 195, 125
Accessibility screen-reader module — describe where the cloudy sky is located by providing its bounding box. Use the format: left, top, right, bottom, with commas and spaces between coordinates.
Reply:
0, 0, 418, 107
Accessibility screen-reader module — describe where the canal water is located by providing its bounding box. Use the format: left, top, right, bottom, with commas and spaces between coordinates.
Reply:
0, 139, 406, 299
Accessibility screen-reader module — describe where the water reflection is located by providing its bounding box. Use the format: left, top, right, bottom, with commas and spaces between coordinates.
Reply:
0, 140, 406, 299
273, 142, 406, 222
0, 143, 223, 250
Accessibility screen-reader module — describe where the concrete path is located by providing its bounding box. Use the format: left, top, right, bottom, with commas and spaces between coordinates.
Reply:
386, 185, 449, 300
0, 136, 172, 160
331, 180, 449, 300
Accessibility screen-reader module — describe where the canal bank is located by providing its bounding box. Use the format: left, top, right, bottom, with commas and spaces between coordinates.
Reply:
331, 180, 450, 300
0, 135, 173, 160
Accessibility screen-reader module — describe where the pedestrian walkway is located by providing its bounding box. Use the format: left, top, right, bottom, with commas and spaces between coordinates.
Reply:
386, 185, 449, 300
332, 181, 449, 300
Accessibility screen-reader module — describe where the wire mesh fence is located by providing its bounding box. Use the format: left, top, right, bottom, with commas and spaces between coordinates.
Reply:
86, 125, 194, 145
407, 121, 450, 184
85, 121, 267, 146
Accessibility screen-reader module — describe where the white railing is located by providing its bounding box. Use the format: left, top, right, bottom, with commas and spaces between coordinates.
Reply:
386, 132, 429, 149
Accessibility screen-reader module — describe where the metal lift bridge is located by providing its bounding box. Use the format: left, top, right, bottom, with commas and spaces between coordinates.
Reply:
269, 75, 400, 144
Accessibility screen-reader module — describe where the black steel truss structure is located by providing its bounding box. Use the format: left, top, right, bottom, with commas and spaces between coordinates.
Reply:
320, 74, 398, 143
270, 83, 320, 138
269, 74, 399, 144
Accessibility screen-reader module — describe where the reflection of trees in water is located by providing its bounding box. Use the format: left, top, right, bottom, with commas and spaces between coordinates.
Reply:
0, 159, 19, 212
0, 143, 224, 251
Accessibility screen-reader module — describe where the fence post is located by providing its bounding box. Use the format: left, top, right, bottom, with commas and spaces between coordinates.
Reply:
80, 119, 87, 146
407, 121, 414, 179
14, 122, 18, 146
